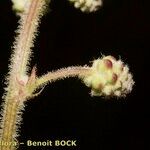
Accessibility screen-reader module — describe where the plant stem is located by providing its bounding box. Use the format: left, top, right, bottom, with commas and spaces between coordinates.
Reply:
0, 1, 47, 150
9, 0, 46, 84
36, 66, 92, 88
0, 96, 24, 150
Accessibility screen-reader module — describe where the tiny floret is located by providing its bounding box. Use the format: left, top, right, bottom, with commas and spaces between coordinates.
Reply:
11, 0, 31, 13
69, 0, 103, 12
83, 55, 134, 97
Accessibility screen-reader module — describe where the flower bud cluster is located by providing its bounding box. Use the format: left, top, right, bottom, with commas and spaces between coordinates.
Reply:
69, 0, 102, 12
11, 0, 31, 13
83, 56, 134, 97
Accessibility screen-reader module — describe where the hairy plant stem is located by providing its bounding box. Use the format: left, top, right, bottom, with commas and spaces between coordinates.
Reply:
36, 66, 92, 88
0, 0, 47, 150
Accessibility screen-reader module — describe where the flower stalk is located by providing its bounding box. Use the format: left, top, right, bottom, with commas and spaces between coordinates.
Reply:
36, 66, 92, 88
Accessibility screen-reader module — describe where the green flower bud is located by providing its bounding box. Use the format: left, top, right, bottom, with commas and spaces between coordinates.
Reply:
69, 0, 102, 12
83, 55, 134, 97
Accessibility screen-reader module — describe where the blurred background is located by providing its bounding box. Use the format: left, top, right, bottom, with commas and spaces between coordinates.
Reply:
0, 0, 149, 149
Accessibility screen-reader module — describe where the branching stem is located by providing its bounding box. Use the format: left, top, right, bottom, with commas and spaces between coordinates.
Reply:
0, 1, 47, 150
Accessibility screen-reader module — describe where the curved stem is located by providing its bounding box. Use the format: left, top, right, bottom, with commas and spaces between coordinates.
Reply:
36, 66, 92, 88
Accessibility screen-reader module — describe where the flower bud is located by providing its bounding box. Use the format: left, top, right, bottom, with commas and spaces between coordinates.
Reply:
11, 0, 31, 13
83, 55, 134, 97
69, 0, 103, 12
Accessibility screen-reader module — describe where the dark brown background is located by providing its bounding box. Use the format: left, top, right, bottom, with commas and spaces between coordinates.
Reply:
0, 0, 149, 150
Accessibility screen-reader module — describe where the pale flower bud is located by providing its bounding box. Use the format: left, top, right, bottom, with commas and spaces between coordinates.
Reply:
83, 56, 134, 97
11, 0, 31, 13
69, 0, 103, 12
